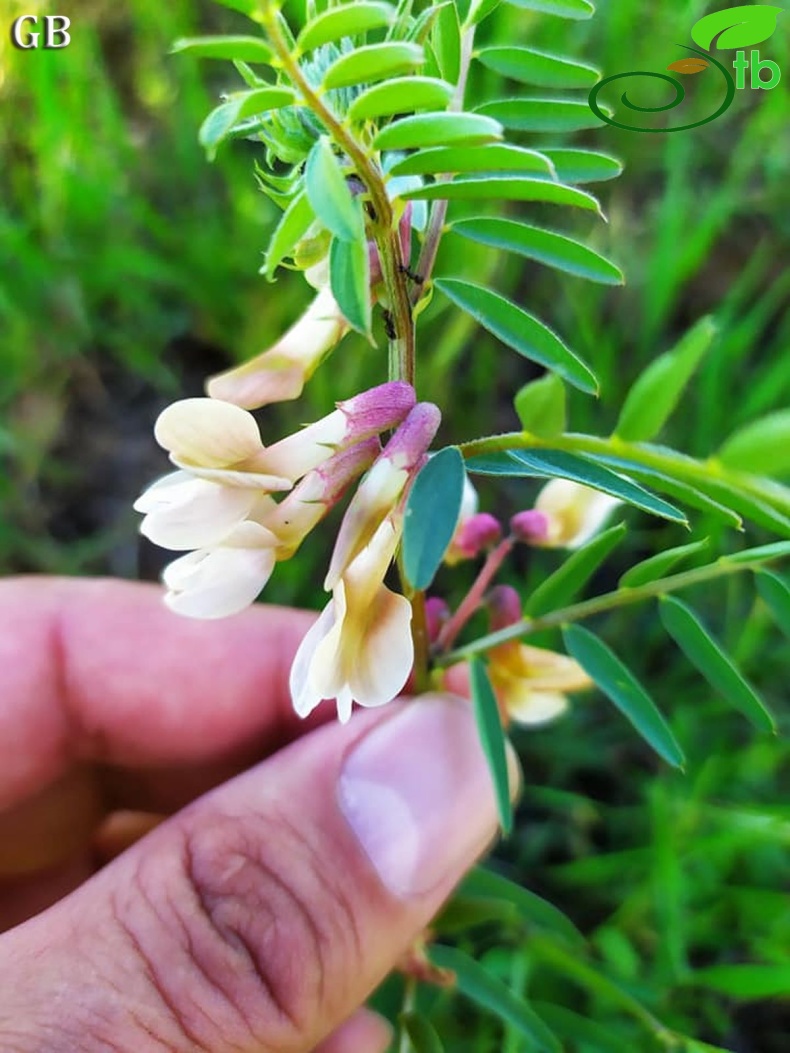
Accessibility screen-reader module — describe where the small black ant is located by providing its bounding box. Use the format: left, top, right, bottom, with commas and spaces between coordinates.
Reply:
399, 263, 424, 284
382, 309, 397, 340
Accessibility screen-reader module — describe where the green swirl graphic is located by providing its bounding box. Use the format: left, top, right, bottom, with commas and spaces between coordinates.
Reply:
589, 45, 736, 133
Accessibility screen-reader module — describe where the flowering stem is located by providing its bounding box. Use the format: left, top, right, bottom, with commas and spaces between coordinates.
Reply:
258, 0, 415, 374
435, 537, 515, 653
436, 545, 790, 665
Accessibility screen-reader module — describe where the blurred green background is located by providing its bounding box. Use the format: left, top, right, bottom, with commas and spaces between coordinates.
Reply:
2, 0, 789, 1048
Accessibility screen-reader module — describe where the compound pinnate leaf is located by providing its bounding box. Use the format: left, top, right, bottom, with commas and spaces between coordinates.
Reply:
691, 5, 782, 50
563, 625, 685, 768
469, 659, 513, 837
667, 58, 710, 74
659, 596, 776, 733
402, 447, 466, 589
525, 523, 626, 616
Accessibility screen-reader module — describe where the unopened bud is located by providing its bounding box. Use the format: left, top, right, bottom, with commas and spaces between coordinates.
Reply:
446, 513, 503, 564
425, 596, 451, 643
487, 584, 523, 631
510, 509, 550, 544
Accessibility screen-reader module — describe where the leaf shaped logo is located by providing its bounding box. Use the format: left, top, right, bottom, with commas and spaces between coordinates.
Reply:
667, 58, 710, 74
691, 4, 782, 50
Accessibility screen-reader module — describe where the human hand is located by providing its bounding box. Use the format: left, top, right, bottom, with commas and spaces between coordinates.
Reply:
0, 578, 513, 1052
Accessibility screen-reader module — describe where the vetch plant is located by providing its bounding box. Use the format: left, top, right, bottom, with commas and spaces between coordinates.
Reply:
135, 0, 790, 1045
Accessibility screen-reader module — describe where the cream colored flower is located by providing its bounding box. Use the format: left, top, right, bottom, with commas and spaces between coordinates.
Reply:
206, 287, 348, 409
161, 519, 279, 619
290, 518, 413, 724
534, 479, 622, 549
489, 641, 592, 726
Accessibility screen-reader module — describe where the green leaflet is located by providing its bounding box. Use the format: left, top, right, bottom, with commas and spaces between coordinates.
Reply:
615, 316, 717, 442
466, 448, 686, 525
461, 866, 584, 944
525, 523, 626, 616
429, 944, 562, 1052
469, 659, 513, 835
477, 96, 610, 132
755, 569, 790, 639
304, 137, 362, 241
211, 0, 261, 17
531, 1002, 633, 1053
619, 538, 710, 588
723, 540, 790, 564
452, 217, 623, 284
538, 147, 622, 184
476, 45, 598, 89
401, 177, 601, 214
717, 409, 790, 478
171, 35, 274, 63
432, 0, 461, 82
388, 143, 554, 177
329, 235, 371, 336
659, 596, 776, 733
505, 0, 594, 16
563, 625, 685, 768
262, 189, 315, 279
199, 87, 295, 159
297, 1, 395, 50
373, 112, 503, 149
322, 42, 424, 89
514, 374, 566, 437
348, 76, 453, 120
435, 278, 598, 394
402, 447, 466, 589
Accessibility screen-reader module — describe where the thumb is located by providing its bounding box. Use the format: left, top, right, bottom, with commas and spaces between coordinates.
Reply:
0, 694, 517, 1053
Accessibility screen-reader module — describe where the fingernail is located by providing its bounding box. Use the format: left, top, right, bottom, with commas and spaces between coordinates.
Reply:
338, 695, 519, 899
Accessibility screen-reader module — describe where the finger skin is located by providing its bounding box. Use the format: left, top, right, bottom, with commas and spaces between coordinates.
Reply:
0, 697, 504, 1053
313, 1009, 393, 1053
0, 576, 319, 811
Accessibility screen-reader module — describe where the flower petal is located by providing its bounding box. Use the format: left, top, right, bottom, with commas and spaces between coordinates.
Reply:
535, 479, 621, 549
506, 687, 569, 726
162, 543, 275, 619
289, 600, 338, 718
348, 587, 413, 707
155, 398, 263, 469
135, 472, 257, 550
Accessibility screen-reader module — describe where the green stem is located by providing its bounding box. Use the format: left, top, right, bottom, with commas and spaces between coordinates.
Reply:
398, 976, 418, 1053
437, 548, 790, 666
259, 0, 414, 372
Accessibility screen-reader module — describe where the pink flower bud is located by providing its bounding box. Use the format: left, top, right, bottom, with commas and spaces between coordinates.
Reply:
424, 596, 450, 643
324, 402, 441, 589
448, 513, 502, 562
510, 509, 551, 545
487, 585, 523, 631
258, 381, 415, 481
266, 438, 380, 554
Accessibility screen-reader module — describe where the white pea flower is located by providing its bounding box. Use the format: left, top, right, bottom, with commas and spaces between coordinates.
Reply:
534, 479, 622, 549
290, 518, 413, 724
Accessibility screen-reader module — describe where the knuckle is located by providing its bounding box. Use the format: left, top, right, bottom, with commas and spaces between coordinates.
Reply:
115, 808, 360, 1050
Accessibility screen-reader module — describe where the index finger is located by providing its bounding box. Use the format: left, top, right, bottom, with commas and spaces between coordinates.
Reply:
0, 577, 319, 810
